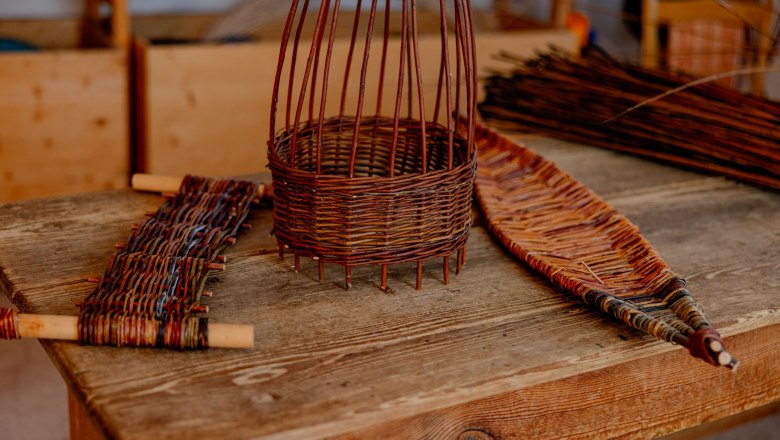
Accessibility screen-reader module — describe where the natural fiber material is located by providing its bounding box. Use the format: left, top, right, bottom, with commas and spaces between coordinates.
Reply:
270, 117, 476, 267
268, 0, 478, 289
0, 307, 18, 340
77, 176, 256, 350
473, 122, 737, 368
479, 48, 780, 191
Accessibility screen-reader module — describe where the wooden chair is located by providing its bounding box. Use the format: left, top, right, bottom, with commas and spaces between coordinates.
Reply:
641, 0, 773, 95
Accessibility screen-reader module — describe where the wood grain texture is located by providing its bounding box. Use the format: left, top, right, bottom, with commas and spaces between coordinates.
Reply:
0, 50, 129, 202
82, 0, 130, 49
69, 390, 105, 440
0, 136, 778, 439
133, 10, 445, 43
135, 30, 575, 177
131, 9, 547, 44
0, 19, 81, 50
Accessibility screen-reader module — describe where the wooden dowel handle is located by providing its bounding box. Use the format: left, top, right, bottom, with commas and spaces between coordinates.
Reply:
12, 313, 254, 349
131, 173, 270, 200
131, 174, 183, 194
209, 323, 255, 349
17, 313, 78, 340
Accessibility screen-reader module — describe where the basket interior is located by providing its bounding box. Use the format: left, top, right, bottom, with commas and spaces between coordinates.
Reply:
272, 116, 470, 177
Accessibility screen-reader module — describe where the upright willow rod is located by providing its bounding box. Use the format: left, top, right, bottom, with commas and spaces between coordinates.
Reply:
266, 0, 478, 290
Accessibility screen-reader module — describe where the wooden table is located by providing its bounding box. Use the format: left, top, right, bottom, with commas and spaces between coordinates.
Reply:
0, 135, 778, 439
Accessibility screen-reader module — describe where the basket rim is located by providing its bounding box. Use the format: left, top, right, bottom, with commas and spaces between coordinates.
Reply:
268, 117, 476, 184
269, 150, 477, 183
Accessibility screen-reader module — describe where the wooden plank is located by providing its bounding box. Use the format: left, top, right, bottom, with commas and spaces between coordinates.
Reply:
642, 0, 661, 68
247, 8, 453, 41
348, 324, 780, 439
133, 15, 222, 43
131, 38, 150, 173
138, 42, 275, 176
0, 136, 776, 438
132, 9, 513, 43
137, 29, 576, 176
0, 50, 130, 202
109, 0, 130, 50
0, 19, 81, 49
1, 2, 128, 51
550, 0, 572, 28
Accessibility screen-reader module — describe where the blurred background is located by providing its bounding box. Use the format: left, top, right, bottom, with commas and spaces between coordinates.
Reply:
1, 0, 778, 201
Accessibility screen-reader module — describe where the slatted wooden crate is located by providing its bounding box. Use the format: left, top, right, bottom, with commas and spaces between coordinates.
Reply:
0, 0, 130, 202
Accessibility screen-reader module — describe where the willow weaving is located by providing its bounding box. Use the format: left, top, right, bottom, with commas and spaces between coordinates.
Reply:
479, 48, 780, 191
76, 176, 257, 349
267, 0, 478, 290
0, 308, 17, 340
473, 123, 736, 368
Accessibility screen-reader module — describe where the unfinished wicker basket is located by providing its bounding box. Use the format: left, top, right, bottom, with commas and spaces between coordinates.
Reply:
268, 1, 478, 289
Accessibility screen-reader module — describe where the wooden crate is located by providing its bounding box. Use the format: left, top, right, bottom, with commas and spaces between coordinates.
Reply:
0, 0, 130, 202
134, 12, 576, 176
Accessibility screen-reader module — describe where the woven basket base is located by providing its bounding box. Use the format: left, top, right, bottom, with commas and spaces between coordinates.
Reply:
269, 116, 477, 290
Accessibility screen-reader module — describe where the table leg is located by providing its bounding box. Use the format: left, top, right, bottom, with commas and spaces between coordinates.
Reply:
68, 390, 105, 440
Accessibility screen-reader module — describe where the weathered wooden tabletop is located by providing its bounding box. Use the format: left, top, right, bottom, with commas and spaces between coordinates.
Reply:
0, 135, 778, 439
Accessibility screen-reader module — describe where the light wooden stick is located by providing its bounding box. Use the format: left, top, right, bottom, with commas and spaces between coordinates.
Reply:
131, 174, 271, 201
12, 313, 254, 349
17, 313, 78, 340
131, 174, 187, 194
208, 323, 255, 349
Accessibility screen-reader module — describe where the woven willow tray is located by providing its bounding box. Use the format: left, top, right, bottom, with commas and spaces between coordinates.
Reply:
472, 123, 736, 368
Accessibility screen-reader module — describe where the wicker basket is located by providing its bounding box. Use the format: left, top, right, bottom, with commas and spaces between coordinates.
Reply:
268, 1, 478, 289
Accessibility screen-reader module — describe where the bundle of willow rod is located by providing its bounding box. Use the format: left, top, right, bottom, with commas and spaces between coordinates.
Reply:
472, 121, 737, 369
268, 0, 478, 290
479, 48, 780, 191
1, 176, 257, 350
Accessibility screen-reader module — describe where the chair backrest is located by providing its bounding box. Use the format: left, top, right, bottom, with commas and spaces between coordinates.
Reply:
641, 0, 773, 95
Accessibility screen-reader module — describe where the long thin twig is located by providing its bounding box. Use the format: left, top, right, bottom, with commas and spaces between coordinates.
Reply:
603, 64, 780, 123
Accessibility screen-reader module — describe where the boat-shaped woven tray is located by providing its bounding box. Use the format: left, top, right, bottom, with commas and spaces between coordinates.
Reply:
472, 122, 736, 368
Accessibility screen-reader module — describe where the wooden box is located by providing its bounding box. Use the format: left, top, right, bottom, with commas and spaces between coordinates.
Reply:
0, 0, 130, 202
133, 11, 576, 177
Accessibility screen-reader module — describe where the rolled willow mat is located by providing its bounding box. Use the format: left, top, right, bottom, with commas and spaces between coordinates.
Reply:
472, 122, 737, 369
0, 176, 257, 350
478, 48, 780, 191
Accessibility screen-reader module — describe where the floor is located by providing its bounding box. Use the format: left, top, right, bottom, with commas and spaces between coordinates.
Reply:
0, 295, 68, 440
